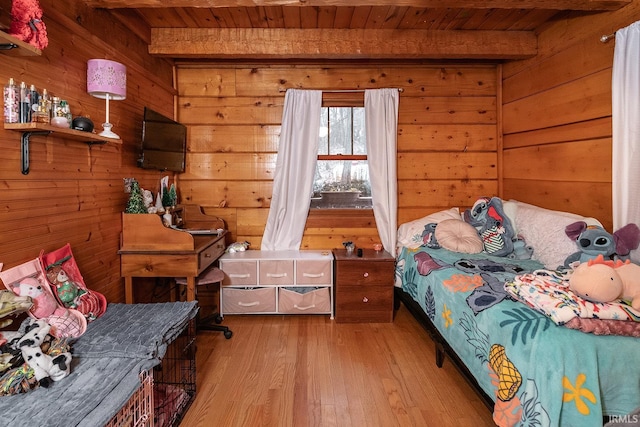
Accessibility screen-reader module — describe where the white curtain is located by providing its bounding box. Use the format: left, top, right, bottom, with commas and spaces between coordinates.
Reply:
612, 21, 640, 261
261, 89, 322, 250
365, 88, 399, 256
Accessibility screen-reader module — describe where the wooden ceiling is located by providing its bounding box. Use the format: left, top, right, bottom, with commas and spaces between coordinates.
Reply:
85, 0, 630, 61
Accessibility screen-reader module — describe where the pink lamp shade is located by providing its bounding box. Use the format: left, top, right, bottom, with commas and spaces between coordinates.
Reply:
86, 59, 126, 139
87, 59, 126, 99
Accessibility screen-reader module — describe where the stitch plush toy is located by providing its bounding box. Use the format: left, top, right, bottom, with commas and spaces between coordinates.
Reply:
569, 254, 640, 311
421, 223, 440, 248
564, 222, 640, 267
8, 0, 48, 50
464, 197, 515, 257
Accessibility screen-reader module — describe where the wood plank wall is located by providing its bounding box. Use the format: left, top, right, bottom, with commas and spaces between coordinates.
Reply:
0, 0, 175, 303
501, 1, 640, 232
175, 64, 498, 250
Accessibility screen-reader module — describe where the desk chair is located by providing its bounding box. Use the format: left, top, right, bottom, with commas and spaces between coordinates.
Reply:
175, 267, 232, 339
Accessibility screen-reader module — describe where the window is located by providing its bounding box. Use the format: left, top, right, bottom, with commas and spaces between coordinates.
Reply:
311, 104, 372, 209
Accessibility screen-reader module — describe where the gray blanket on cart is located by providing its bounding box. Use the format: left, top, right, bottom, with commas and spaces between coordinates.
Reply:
0, 301, 198, 427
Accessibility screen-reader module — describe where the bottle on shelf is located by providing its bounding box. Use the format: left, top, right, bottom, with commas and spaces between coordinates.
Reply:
32, 88, 51, 124
3, 78, 19, 124
19, 81, 31, 123
29, 84, 39, 116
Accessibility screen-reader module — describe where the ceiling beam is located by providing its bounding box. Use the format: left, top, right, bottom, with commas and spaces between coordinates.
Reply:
87, 0, 630, 11
149, 28, 537, 60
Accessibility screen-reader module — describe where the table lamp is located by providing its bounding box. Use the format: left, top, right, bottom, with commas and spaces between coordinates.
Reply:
86, 59, 126, 139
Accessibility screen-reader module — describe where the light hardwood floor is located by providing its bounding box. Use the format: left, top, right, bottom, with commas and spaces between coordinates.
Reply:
180, 304, 496, 427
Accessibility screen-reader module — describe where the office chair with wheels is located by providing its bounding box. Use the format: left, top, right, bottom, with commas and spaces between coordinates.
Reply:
175, 266, 232, 339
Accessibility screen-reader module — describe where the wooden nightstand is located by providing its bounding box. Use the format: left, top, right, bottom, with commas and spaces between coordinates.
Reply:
333, 248, 395, 323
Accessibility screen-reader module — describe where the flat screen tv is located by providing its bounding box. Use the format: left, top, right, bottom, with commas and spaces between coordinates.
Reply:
138, 107, 187, 172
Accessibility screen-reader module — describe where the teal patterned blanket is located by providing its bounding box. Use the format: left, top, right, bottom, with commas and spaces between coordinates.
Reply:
396, 246, 640, 426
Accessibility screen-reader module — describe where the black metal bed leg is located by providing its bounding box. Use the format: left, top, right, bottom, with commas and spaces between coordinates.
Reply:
435, 342, 445, 368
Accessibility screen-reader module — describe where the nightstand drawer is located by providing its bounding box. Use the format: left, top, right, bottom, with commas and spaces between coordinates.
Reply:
222, 287, 276, 313
260, 260, 294, 285
220, 261, 257, 286
335, 284, 394, 323
335, 260, 394, 286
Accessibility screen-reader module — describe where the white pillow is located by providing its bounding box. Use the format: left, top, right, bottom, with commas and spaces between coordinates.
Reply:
435, 219, 484, 254
397, 208, 462, 249
507, 200, 602, 269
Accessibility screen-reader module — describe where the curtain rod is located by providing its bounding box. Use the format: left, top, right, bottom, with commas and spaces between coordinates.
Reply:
278, 88, 404, 93
600, 32, 616, 43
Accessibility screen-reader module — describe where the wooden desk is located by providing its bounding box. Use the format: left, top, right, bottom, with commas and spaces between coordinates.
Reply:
119, 205, 226, 303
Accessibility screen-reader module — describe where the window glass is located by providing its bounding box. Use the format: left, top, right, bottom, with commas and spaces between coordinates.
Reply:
311, 106, 371, 209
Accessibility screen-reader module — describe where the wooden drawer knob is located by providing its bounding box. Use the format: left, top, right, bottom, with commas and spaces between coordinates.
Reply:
363, 296, 369, 303
363, 272, 369, 278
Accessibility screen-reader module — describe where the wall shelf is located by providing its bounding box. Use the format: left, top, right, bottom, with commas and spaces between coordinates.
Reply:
0, 31, 41, 56
4, 123, 122, 175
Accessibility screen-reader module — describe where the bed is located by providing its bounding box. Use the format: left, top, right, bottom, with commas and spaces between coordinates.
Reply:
394, 199, 640, 427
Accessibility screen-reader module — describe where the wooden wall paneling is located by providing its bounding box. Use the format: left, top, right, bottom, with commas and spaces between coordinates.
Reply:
503, 117, 611, 150
502, 1, 640, 79
503, 139, 611, 183
500, 4, 640, 228
235, 207, 268, 236
233, 66, 497, 97
398, 180, 498, 209
188, 125, 280, 153
503, 69, 611, 135
397, 153, 497, 180
502, 179, 612, 230
179, 96, 284, 125
181, 180, 273, 208
399, 96, 496, 125
398, 124, 497, 152
177, 68, 237, 97
502, 38, 613, 104
186, 153, 277, 180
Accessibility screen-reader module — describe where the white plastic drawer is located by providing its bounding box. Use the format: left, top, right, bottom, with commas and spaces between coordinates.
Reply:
221, 260, 257, 286
296, 260, 332, 285
222, 287, 276, 314
259, 259, 294, 285
278, 287, 331, 314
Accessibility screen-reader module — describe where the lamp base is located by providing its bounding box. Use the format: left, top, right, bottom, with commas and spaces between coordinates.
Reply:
99, 122, 120, 139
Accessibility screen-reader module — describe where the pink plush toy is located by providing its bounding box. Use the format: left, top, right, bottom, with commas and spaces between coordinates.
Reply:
12, 277, 58, 318
569, 254, 640, 310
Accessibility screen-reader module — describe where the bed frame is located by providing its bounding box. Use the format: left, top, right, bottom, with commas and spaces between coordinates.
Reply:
394, 287, 494, 410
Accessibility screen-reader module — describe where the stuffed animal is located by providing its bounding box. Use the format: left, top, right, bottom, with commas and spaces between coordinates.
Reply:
507, 237, 534, 260
463, 196, 515, 257
564, 222, 640, 267
421, 223, 440, 248
226, 241, 250, 253
8, 0, 48, 50
0, 290, 32, 329
0, 318, 72, 394
569, 254, 640, 311
45, 265, 86, 309
11, 277, 58, 318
